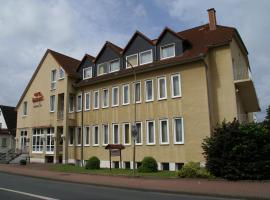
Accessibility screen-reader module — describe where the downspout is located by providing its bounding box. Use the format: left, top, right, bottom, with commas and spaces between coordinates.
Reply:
81, 90, 84, 166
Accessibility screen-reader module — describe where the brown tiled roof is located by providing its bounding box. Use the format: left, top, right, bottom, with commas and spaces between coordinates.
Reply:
0, 105, 17, 136
94, 41, 123, 62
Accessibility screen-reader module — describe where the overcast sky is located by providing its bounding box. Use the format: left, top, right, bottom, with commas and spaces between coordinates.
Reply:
0, 0, 269, 121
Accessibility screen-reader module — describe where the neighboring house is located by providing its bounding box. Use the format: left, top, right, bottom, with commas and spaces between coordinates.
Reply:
0, 105, 17, 151
15, 9, 260, 170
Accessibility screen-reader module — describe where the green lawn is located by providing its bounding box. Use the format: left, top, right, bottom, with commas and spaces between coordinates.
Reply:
51, 164, 177, 178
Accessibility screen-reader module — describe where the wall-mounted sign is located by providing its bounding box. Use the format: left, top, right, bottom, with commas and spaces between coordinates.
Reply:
32, 92, 44, 103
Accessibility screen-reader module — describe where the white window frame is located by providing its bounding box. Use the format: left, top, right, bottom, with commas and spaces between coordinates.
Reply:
135, 122, 143, 145
160, 43, 176, 60
92, 125, 99, 146
93, 90, 99, 110
102, 124, 109, 146
133, 81, 141, 104
146, 120, 155, 145
112, 86, 119, 107
126, 53, 138, 68
171, 73, 182, 98
84, 92, 91, 111
76, 94, 82, 112
84, 126, 90, 146
46, 128, 55, 153
173, 117, 184, 144
32, 129, 44, 153
97, 62, 108, 76
145, 79, 154, 102
157, 76, 167, 100
83, 67, 93, 80
22, 101, 28, 116
122, 123, 131, 145
159, 119, 169, 145
59, 67, 65, 80
68, 127, 75, 146
50, 69, 57, 90
102, 88, 109, 108
139, 49, 153, 65
76, 127, 82, 146
112, 123, 120, 144
109, 58, 120, 73
69, 95, 75, 113
122, 84, 130, 105
49, 95, 55, 112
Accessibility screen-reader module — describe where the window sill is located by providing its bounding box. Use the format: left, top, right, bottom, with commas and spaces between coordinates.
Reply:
58, 78, 64, 81
122, 103, 130, 106
145, 99, 154, 103
111, 105, 119, 108
159, 143, 170, 145
146, 143, 155, 146
31, 151, 43, 154
174, 142, 184, 145
22, 115, 28, 118
160, 55, 175, 60
84, 144, 90, 147
157, 98, 167, 101
68, 144, 74, 146
135, 143, 143, 146
92, 144, 99, 147
102, 106, 109, 109
171, 95, 182, 99
84, 109, 90, 112
93, 108, 99, 110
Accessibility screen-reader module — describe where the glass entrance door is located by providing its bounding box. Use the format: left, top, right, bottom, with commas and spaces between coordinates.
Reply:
20, 130, 27, 153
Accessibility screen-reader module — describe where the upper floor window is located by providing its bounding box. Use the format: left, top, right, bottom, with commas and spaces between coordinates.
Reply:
97, 59, 120, 76
122, 84, 130, 105
171, 74, 181, 98
59, 67, 65, 80
157, 76, 167, 100
160, 44, 175, 60
76, 94, 82, 111
49, 95, 55, 112
69, 127, 74, 146
112, 86, 119, 107
69, 95, 75, 113
51, 69, 57, 90
22, 101, 28, 116
83, 67, 92, 80
102, 89, 109, 108
110, 59, 120, 72
97, 63, 108, 76
93, 90, 99, 109
134, 82, 141, 103
145, 79, 153, 102
85, 92, 90, 111
126, 54, 138, 68
139, 50, 153, 65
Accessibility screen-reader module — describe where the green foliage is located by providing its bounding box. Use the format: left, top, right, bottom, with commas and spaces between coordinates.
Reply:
138, 157, 158, 173
85, 156, 100, 170
20, 159, 26, 165
177, 162, 213, 178
202, 120, 270, 180
264, 105, 270, 129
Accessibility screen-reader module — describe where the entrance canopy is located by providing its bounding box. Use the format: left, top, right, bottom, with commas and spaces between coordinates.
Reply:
105, 144, 125, 150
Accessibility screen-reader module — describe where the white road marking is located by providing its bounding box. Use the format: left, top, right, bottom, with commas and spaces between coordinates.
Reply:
0, 187, 59, 200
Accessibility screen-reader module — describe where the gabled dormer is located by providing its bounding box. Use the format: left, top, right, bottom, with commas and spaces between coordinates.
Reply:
76, 54, 95, 80
122, 31, 155, 69
94, 41, 122, 76
155, 27, 184, 60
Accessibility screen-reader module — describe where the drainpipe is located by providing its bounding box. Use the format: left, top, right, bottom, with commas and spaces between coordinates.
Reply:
81, 90, 84, 167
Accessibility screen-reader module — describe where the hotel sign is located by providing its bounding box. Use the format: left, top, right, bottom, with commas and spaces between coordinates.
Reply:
32, 92, 44, 107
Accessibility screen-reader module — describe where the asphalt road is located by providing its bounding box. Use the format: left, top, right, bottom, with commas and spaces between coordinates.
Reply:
0, 172, 241, 200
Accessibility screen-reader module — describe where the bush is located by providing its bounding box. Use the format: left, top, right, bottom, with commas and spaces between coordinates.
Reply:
138, 157, 158, 173
85, 156, 100, 170
177, 162, 213, 178
202, 120, 270, 180
20, 159, 27, 165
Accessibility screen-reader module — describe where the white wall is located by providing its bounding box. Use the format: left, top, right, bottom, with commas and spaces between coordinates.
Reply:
0, 108, 7, 129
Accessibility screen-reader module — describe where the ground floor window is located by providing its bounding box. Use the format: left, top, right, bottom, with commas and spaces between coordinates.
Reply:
113, 161, 120, 169
69, 127, 74, 145
124, 161, 130, 169
46, 128, 54, 152
161, 162, 170, 171
1, 138, 7, 147
175, 163, 184, 170
32, 129, 44, 152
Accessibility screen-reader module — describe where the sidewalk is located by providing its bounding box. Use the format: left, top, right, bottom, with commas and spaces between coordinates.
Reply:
0, 164, 269, 199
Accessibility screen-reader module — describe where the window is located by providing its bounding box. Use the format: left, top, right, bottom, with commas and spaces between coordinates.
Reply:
1, 138, 7, 147
49, 95, 55, 112
146, 120, 155, 145
112, 86, 119, 107
93, 125, 99, 146
76, 127, 82, 146
59, 67, 65, 80
124, 161, 130, 169
161, 44, 175, 59
22, 101, 28, 116
69, 95, 75, 112
171, 74, 181, 98
123, 123, 130, 145
145, 80, 153, 102
102, 89, 109, 108
160, 119, 169, 144
83, 67, 92, 80
69, 127, 74, 145
112, 124, 119, 144
32, 129, 43, 152
174, 118, 184, 144
84, 126, 90, 146
97, 63, 109, 76
126, 54, 138, 68
122, 84, 130, 105
157, 76, 167, 100
85, 92, 90, 111
51, 69, 57, 90
134, 82, 141, 103
139, 50, 153, 65
110, 59, 120, 72
46, 128, 54, 152
103, 124, 109, 145
76, 94, 82, 111
135, 122, 142, 145
161, 162, 170, 171
93, 90, 99, 109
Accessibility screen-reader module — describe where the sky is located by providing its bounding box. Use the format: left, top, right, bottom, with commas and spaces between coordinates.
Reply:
0, 0, 269, 121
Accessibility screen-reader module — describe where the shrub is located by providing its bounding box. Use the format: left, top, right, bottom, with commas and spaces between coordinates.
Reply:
20, 159, 27, 165
177, 162, 213, 178
202, 120, 270, 180
138, 157, 158, 173
85, 156, 100, 170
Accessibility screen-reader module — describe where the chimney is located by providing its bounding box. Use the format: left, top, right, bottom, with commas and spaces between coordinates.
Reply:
207, 8, 217, 30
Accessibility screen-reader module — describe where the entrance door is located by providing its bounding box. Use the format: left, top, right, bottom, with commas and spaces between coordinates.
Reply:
20, 130, 27, 153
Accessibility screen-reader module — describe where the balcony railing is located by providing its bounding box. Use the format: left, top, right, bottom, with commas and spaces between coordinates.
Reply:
233, 65, 251, 81
57, 111, 64, 120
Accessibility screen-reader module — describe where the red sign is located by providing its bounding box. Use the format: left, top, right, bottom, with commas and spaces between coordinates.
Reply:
32, 92, 44, 103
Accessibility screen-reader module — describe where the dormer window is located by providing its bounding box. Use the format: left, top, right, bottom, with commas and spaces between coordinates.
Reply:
126, 54, 138, 68
83, 67, 92, 80
160, 44, 175, 60
98, 63, 109, 76
139, 50, 153, 65
59, 67, 65, 80
110, 59, 120, 72
97, 59, 120, 76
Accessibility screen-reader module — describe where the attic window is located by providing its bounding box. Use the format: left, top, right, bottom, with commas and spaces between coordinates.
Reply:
126, 54, 138, 68
139, 50, 153, 65
83, 67, 92, 80
110, 59, 120, 72
161, 44, 175, 60
98, 63, 109, 76
59, 67, 65, 80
